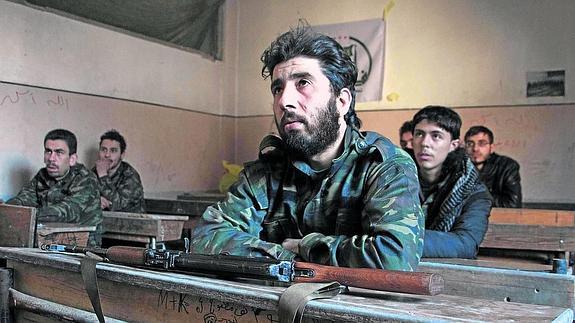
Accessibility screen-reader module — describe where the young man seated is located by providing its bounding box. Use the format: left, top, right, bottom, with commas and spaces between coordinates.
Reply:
411, 106, 493, 258
93, 129, 145, 213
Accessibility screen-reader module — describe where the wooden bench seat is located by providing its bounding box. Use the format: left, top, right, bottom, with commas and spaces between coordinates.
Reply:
419, 259, 575, 311
481, 208, 575, 257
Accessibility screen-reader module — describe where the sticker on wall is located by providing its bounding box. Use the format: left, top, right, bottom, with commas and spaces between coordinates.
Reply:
386, 92, 399, 102
313, 19, 385, 103
526, 70, 565, 97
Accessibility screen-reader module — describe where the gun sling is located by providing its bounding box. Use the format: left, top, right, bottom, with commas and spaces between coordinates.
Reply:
80, 252, 106, 323
78, 252, 344, 323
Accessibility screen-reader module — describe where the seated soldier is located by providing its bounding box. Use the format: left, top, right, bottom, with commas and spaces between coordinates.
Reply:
93, 129, 145, 213
7, 129, 102, 245
190, 25, 424, 270
464, 126, 522, 208
411, 106, 493, 258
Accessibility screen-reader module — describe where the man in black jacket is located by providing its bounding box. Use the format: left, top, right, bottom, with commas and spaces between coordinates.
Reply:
412, 106, 492, 258
464, 126, 522, 208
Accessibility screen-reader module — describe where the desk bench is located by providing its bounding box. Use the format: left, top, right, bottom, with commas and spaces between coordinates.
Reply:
0, 247, 572, 322
102, 211, 189, 247
481, 208, 575, 262
0, 204, 94, 248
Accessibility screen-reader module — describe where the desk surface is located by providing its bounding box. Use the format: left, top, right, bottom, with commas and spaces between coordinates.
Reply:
144, 191, 223, 216
0, 247, 573, 322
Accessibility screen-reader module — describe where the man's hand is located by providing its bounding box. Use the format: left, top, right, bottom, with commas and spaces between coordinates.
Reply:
282, 238, 301, 254
95, 159, 112, 178
100, 196, 112, 210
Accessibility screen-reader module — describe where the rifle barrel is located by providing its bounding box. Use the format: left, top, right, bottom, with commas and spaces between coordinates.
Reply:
43, 244, 443, 295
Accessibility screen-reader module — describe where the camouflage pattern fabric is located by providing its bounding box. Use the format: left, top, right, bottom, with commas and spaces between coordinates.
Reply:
191, 128, 424, 270
93, 161, 145, 213
7, 163, 103, 245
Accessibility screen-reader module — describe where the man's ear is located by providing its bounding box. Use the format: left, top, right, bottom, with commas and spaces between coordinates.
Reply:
450, 139, 460, 152
337, 88, 352, 117
69, 153, 78, 166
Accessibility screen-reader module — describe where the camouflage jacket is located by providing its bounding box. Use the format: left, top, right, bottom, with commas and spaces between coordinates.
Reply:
93, 161, 145, 213
7, 163, 102, 244
191, 128, 424, 270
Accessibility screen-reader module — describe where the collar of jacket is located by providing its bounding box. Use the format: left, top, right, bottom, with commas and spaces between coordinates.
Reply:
39, 163, 84, 186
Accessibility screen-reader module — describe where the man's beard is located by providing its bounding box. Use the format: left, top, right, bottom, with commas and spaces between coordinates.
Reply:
277, 96, 341, 159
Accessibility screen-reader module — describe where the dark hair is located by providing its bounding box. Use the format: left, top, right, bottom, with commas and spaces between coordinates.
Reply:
465, 125, 494, 144
412, 105, 461, 140
100, 129, 127, 153
44, 129, 77, 155
399, 120, 414, 136
261, 23, 361, 129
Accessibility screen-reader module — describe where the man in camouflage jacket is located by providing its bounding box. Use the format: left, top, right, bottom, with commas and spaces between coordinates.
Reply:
191, 26, 424, 270
7, 129, 102, 245
93, 130, 145, 213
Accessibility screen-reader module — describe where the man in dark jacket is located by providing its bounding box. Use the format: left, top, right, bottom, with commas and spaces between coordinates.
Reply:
464, 126, 522, 208
399, 120, 414, 151
412, 106, 493, 258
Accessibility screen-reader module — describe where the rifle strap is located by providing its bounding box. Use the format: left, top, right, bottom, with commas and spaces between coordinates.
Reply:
278, 282, 345, 323
80, 251, 106, 323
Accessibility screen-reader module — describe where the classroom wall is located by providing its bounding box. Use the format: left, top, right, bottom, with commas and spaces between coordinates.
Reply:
0, 0, 239, 115
0, 82, 236, 201
0, 0, 239, 200
235, 0, 574, 116
1, 0, 574, 205
233, 0, 575, 204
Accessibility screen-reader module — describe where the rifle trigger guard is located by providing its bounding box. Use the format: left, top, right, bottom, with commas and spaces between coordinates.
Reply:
269, 261, 294, 282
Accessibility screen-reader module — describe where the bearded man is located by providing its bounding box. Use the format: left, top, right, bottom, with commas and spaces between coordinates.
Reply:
190, 25, 424, 270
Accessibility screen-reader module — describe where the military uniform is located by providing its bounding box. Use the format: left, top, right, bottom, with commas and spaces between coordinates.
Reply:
191, 127, 424, 270
93, 161, 145, 213
7, 163, 102, 245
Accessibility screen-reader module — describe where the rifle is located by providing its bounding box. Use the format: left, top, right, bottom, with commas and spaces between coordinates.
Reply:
41, 243, 444, 296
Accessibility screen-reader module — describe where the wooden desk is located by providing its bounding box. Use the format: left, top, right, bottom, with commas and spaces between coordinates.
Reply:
0, 205, 36, 247
419, 257, 575, 311
145, 191, 224, 217
145, 192, 225, 233
481, 208, 575, 261
0, 248, 572, 322
102, 211, 189, 245
418, 208, 575, 312
36, 223, 95, 247
0, 205, 94, 248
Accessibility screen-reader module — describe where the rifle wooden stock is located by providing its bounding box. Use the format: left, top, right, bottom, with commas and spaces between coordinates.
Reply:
105, 246, 147, 266
294, 261, 444, 296
56, 245, 444, 296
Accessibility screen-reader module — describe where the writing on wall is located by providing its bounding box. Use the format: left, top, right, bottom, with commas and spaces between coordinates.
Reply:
1, 89, 70, 110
